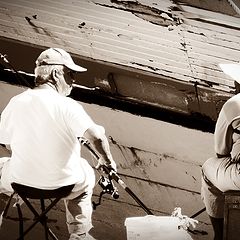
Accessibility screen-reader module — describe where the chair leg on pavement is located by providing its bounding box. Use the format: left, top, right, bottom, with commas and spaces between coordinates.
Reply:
10, 183, 74, 240
2, 193, 14, 218
209, 216, 223, 240
40, 199, 49, 240
16, 202, 24, 240
17, 197, 59, 240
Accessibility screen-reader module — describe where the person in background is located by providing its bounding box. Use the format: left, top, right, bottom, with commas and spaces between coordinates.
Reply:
201, 63, 240, 240
0, 48, 117, 240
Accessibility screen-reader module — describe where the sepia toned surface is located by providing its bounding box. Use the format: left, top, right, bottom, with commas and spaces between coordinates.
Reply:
0, 0, 239, 239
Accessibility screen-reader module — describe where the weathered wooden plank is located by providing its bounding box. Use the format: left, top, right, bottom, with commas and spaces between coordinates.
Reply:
191, 65, 234, 86
185, 38, 240, 61
183, 30, 240, 50
0, 3, 193, 79
178, 4, 240, 28
188, 51, 237, 67
0, 2, 186, 56
182, 18, 240, 37
0, 12, 185, 62
0, 34, 194, 85
0, 18, 93, 57
2, 0, 173, 33
1, 0, 239, 91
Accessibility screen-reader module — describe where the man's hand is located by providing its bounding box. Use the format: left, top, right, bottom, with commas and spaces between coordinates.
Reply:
96, 157, 117, 172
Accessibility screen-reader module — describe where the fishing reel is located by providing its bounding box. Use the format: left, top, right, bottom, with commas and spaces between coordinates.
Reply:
92, 168, 119, 210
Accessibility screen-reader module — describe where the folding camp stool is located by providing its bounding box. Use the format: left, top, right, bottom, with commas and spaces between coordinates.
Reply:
224, 190, 240, 240
3, 183, 74, 240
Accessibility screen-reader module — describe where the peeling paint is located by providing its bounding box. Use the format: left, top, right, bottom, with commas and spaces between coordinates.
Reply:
130, 61, 161, 72
25, 15, 56, 41
94, 0, 182, 27
25, 16, 49, 35
117, 33, 133, 40
78, 22, 86, 28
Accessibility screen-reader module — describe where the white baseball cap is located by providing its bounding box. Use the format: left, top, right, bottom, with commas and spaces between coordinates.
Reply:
219, 63, 240, 83
36, 48, 87, 72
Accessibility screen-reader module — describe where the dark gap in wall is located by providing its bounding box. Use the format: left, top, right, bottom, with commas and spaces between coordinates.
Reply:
0, 68, 215, 133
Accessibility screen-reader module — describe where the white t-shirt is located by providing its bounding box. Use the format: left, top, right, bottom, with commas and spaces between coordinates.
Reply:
0, 87, 95, 190
214, 93, 240, 158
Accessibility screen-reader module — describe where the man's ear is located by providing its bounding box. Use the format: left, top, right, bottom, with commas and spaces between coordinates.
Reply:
51, 68, 59, 84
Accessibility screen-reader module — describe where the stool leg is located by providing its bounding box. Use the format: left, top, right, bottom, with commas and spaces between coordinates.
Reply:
2, 192, 15, 218
16, 203, 24, 240
40, 199, 49, 240
18, 197, 59, 240
210, 216, 223, 240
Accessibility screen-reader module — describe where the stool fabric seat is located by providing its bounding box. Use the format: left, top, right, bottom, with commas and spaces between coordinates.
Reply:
4, 182, 74, 240
11, 182, 74, 199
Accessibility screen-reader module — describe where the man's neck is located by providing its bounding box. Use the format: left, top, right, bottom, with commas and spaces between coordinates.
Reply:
37, 83, 57, 92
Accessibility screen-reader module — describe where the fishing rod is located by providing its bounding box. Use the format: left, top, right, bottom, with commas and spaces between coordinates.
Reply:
80, 138, 209, 235
79, 138, 154, 215
190, 207, 206, 219
80, 137, 207, 218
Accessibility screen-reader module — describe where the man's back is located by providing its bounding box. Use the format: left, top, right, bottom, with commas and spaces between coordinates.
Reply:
0, 86, 94, 190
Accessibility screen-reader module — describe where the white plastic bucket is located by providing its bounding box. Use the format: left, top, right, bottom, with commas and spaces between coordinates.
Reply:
125, 215, 193, 240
